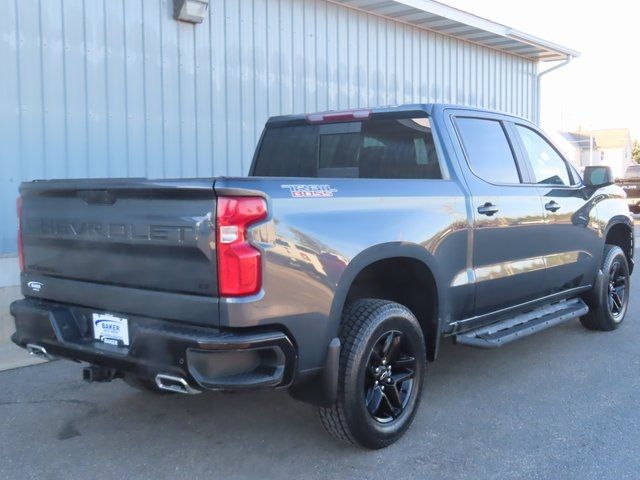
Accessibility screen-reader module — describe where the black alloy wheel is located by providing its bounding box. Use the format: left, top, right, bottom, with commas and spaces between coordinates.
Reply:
607, 257, 627, 319
364, 331, 416, 423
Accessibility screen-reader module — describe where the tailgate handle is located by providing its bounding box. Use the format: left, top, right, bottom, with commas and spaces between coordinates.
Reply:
77, 190, 117, 205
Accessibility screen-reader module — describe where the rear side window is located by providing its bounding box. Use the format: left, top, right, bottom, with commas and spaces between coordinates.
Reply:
253, 117, 442, 179
254, 125, 318, 177
455, 117, 521, 184
515, 125, 571, 185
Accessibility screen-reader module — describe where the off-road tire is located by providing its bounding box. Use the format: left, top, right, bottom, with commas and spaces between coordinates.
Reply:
581, 245, 630, 331
317, 299, 426, 449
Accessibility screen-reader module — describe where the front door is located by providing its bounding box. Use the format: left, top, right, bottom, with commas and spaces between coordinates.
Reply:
511, 123, 601, 295
448, 112, 547, 316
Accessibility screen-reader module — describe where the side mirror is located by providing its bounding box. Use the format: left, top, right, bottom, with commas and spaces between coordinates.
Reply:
583, 166, 614, 187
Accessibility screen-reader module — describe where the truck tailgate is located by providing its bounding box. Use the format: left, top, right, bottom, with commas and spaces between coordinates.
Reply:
19, 178, 219, 322
618, 179, 640, 199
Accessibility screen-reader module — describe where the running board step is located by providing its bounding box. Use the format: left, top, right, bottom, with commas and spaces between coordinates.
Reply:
454, 298, 589, 349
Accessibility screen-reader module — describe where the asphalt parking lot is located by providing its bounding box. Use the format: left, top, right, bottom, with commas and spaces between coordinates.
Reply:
2, 256, 640, 479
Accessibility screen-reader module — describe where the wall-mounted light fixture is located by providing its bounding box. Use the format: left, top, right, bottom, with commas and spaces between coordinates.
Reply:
174, 0, 209, 24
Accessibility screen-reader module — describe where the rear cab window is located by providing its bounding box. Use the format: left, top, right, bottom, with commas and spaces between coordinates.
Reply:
252, 116, 443, 179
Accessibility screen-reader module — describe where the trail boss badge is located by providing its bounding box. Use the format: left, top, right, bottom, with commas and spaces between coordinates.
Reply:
281, 184, 338, 198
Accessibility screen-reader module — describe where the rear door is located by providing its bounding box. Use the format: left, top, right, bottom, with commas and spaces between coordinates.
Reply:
447, 111, 547, 317
510, 123, 601, 296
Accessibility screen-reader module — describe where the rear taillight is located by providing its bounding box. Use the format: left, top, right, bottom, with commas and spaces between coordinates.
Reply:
216, 196, 267, 297
17, 197, 25, 272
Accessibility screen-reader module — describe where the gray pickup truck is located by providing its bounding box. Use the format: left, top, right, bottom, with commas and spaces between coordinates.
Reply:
11, 104, 633, 449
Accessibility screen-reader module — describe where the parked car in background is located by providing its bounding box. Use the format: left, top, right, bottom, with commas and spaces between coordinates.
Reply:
617, 164, 640, 213
11, 104, 634, 449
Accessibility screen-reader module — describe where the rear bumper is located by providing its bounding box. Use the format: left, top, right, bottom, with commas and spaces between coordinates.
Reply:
10, 298, 297, 391
20, 272, 220, 326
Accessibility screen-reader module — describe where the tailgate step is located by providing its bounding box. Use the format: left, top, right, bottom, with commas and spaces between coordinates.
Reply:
454, 298, 589, 349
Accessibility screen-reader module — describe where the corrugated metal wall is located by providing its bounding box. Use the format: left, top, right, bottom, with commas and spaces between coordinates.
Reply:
0, 0, 538, 253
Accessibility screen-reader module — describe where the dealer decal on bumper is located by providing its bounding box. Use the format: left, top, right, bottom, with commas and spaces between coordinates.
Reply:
92, 313, 130, 346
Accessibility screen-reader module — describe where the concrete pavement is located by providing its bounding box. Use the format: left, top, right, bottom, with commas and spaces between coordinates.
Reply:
0, 343, 47, 371
1, 287, 640, 479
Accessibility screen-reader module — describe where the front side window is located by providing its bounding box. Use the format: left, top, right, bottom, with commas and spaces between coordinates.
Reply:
516, 125, 571, 186
253, 117, 442, 179
568, 162, 583, 184
455, 117, 521, 184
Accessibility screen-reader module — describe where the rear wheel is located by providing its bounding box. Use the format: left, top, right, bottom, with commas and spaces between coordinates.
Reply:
581, 245, 630, 331
317, 299, 426, 449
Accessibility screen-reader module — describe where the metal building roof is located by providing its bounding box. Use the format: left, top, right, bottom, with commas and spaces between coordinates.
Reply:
331, 0, 580, 61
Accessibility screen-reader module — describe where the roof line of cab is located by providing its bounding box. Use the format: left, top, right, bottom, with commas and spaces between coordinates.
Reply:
265, 103, 529, 127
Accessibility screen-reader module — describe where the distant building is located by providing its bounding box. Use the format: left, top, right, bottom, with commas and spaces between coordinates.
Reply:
591, 129, 634, 178
556, 128, 633, 178
555, 131, 601, 169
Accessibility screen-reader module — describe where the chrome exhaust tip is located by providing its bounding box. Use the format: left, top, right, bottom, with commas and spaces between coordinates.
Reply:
25, 343, 54, 360
155, 373, 201, 395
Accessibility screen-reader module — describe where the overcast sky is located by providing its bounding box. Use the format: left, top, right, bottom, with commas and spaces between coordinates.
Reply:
443, 0, 639, 139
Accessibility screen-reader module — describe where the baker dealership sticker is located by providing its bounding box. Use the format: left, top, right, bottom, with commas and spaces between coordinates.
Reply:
281, 184, 338, 198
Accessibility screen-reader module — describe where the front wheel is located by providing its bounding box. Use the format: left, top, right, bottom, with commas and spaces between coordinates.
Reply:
581, 245, 630, 331
317, 299, 426, 449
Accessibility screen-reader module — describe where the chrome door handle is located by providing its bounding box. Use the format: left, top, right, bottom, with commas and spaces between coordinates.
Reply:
545, 201, 560, 212
477, 202, 499, 216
